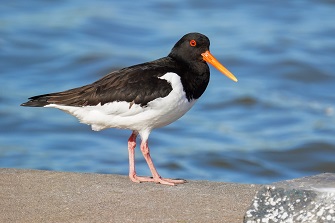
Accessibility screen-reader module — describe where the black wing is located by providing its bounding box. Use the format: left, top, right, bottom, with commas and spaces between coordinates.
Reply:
21, 57, 180, 107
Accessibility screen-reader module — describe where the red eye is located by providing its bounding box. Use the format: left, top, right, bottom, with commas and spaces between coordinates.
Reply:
189, 39, 197, 47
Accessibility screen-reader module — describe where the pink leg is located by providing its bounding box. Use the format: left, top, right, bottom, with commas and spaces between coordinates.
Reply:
139, 140, 186, 186
128, 131, 140, 183
127, 131, 159, 183
127, 131, 186, 185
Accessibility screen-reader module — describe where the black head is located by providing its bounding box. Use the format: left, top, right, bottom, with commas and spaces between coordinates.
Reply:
168, 32, 210, 65
169, 32, 238, 82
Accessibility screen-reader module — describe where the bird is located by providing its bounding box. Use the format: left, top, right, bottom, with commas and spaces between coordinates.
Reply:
21, 32, 238, 186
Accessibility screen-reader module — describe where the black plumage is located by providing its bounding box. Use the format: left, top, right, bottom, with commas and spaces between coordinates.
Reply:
21, 33, 211, 108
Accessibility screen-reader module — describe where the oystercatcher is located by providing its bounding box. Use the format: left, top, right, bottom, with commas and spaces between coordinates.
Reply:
21, 32, 238, 185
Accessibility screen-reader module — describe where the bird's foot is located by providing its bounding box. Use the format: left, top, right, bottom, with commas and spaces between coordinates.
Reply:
152, 177, 187, 186
129, 175, 186, 186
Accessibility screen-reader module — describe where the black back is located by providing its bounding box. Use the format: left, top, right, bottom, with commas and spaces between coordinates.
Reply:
21, 33, 211, 107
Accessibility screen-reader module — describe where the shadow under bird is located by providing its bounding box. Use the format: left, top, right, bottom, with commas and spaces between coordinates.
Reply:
21, 32, 238, 186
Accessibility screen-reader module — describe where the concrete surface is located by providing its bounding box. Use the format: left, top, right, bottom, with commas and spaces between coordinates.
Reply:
0, 168, 261, 223
244, 173, 335, 223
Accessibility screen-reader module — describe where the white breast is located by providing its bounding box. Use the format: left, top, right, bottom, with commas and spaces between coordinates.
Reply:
46, 72, 197, 132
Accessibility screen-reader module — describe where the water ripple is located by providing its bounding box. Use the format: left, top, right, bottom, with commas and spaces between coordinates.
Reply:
1, 0, 335, 183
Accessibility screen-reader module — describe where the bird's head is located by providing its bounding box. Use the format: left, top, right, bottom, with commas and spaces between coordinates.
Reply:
169, 32, 238, 82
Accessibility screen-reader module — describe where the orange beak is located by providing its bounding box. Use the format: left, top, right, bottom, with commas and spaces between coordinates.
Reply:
201, 51, 238, 82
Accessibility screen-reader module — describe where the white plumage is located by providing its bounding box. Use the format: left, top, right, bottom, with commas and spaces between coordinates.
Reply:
46, 72, 197, 139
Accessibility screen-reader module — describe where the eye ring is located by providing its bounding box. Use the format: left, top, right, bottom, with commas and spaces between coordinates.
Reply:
189, 39, 197, 47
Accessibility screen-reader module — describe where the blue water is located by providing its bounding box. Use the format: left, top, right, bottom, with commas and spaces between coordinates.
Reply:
1, 1, 335, 184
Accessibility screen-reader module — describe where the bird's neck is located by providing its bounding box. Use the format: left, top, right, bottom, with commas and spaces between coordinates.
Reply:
168, 56, 210, 101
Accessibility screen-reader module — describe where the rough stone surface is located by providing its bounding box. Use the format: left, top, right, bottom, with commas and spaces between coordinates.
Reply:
0, 168, 261, 223
244, 173, 335, 223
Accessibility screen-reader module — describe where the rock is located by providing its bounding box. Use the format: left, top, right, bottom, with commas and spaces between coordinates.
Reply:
244, 173, 335, 223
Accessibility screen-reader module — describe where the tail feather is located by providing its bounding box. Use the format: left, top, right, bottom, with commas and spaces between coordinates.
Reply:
21, 94, 53, 107
20, 85, 94, 107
